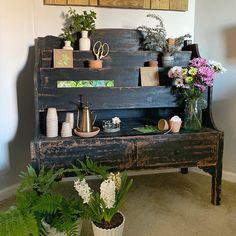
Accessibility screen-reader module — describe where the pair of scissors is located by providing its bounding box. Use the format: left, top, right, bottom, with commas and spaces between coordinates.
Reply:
92, 41, 109, 60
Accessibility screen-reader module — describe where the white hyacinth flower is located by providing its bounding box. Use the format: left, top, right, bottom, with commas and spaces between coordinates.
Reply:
74, 178, 93, 204
100, 179, 116, 209
112, 117, 121, 124
108, 172, 122, 191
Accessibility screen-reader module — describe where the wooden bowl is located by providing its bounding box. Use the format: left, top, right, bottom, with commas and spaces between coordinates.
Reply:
74, 126, 100, 138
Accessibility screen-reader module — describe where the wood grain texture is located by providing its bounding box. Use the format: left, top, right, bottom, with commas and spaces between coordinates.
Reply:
169, 0, 188, 11
151, 0, 169, 10
68, 0, 89, 5
90, 0, 98, 5
44, 0, 66, 5
38, 86, 177, 111
99, 0, 144, 8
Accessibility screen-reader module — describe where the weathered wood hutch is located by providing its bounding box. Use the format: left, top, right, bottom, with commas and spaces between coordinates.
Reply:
31, 29, 223, 205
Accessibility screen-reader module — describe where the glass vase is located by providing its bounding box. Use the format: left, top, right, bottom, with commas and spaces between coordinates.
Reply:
184, 99, 202, 131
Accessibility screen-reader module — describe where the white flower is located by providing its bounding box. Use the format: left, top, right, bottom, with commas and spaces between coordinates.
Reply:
112, 117, 121, 124
168, 66, 183, 78
209, 60, 227, 73
74, 178, 93, 204
100, 179, 116, 209
108, 172, 122, 190
174, 78, 184, 87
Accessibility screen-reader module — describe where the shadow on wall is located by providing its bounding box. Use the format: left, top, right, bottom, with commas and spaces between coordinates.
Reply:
3, 46, 35, 189
224, 25, 236, 60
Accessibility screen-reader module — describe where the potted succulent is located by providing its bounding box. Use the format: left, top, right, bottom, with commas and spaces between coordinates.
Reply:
71, 158, 133, 236
138, 14, 191, 67
66, 8, 96, 51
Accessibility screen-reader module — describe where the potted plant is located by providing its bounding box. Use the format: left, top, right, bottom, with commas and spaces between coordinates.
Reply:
66, 8, 96, 51
0, 165, 84, 236
138, 14, 191, 67
60, 27, 75, 50
71, 158, 133, 236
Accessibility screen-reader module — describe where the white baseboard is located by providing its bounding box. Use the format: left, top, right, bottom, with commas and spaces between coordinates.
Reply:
1, 169, 235, 201
0, 183, 19, 201
190, 167, 236, 183
222, 171, 236, 183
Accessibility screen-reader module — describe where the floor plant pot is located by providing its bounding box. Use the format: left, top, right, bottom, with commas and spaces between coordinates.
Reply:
91, 212, 125, 236
42, 218, 83, 236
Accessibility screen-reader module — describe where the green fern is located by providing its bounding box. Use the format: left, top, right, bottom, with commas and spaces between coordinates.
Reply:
18, 165, 64, 194
0, 207, 39, 236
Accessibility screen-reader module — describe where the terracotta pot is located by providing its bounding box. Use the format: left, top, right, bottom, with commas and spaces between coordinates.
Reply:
148, 60, 158, 67
88, 60, 103, 69
91, 212, 125, 236
158, 119, 169, 131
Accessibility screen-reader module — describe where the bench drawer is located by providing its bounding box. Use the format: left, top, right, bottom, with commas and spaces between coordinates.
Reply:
136, 134, 218, 168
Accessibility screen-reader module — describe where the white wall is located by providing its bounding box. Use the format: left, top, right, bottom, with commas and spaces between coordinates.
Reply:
194, 0, 236, 173
0, 0, 195, 190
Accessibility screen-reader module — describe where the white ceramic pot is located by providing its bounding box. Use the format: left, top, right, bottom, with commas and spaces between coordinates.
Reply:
162, 53, 174, 68
63, 41, 73, 50
91, 212, 125, 236
79, 30, 90, 51
42, 218, 82, 236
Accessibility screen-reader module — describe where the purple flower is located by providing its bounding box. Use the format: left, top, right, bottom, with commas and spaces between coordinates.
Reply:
198, 66, 215, 78
190, 58, 208, 68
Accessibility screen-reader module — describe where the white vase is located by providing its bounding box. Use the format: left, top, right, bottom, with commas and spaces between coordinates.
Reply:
162, 53, 174, 68
79, 30, 90, 51
42, 218, 82, 236
91, 212, 125, 236
63, 41, 73, 50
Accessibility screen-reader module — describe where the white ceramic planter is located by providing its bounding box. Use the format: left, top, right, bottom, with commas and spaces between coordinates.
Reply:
63, 41, 73, 50
91, 213, 125, 236
42, 218, 82, 236
79, 30, 90, 51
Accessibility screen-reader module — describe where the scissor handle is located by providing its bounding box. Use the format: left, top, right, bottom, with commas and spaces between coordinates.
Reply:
93, 41, 102, 60
100, 43, 109, 60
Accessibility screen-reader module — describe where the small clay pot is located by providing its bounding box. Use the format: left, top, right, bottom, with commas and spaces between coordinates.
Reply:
158, 119, 169, 131
88, 60, 103, 69
148, 60, 158, 67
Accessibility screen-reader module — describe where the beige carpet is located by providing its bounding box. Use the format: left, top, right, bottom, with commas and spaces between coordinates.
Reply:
1, 172, 236, 236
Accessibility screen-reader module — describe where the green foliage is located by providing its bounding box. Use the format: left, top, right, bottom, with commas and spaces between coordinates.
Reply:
68, 157, 111, 179
67, 8, 96, 32
18, 165, 64, 195
138, 14, 191, 54
60, 27, 75, 42
0, 207, 39, 236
